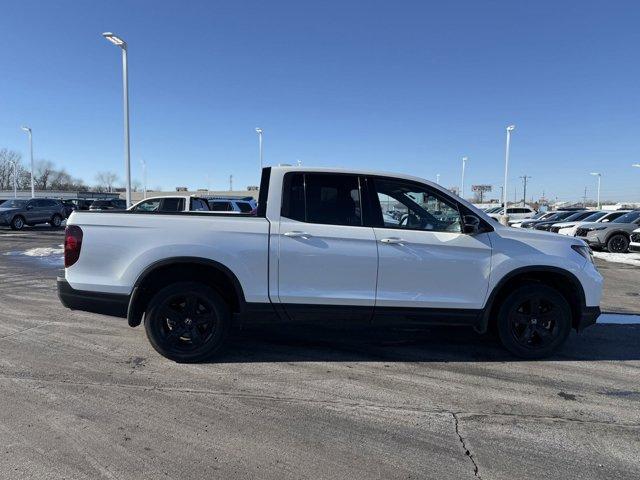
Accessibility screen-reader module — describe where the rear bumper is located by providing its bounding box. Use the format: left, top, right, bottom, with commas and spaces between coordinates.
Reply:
578, 306, 601, 332
57, 277, 129, 318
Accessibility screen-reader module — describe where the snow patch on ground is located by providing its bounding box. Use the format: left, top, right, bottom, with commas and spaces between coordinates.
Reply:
4, 246, 64, 266
593, 251, 640, 267
599, 313, 640, 324
22, 247, 64, 257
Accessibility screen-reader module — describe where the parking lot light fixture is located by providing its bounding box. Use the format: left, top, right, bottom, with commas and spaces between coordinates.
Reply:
255, 128, 264, 172
590, 172, 601, 209
20, 126, 34, 198
102, 32, 132, 208
501, 125, 515, 225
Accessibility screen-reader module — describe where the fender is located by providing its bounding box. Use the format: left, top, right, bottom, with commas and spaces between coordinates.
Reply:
127, 256, 247, 327
477, 265, 587, 333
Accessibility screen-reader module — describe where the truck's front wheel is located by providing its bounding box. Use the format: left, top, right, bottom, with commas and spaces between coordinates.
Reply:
144, 282, 230, 362
496, 284, 571, 359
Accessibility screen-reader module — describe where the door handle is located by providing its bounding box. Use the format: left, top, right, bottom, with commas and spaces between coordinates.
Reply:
380, 237, 405, 244
284, 231, 311, 238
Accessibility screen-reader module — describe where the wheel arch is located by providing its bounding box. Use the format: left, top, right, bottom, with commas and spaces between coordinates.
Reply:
480, 266, 586, 334
127, 257, 247, 327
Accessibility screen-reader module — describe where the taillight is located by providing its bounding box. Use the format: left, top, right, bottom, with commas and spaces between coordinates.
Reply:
64, 225, 83, 268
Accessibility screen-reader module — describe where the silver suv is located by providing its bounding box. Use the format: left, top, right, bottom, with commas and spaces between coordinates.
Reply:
0, 198, 66, 230
575, 210, 640, 253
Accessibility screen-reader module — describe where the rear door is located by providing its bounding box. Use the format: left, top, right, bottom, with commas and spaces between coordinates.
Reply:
369, 176, 492, 313
276, 172, 378, 322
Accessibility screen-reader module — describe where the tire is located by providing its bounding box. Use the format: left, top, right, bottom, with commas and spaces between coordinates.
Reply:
144, 282, 231, 362
606, 234, 629, 253
496, 284, 572, 359
10, 216, 25, 231
49, 214, 63, 228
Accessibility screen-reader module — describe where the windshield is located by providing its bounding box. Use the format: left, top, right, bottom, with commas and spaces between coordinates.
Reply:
1, 199, 27, 208
581, 211, 606, 222
613, 211, 640, 224
563, 211, 592, 222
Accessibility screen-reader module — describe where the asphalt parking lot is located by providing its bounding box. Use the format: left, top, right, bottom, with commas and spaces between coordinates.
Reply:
1, 227, 639, 480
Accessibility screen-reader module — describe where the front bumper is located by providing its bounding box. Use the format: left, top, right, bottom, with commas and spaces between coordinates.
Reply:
629, 243, 640, 253
57, 277, 129, 318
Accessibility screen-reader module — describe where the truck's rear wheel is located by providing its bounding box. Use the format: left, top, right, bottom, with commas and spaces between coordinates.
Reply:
496, 284, 571, 359
144, 282, 230, 362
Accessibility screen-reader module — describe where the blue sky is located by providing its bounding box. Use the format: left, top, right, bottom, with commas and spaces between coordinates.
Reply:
1, 0, 640, 201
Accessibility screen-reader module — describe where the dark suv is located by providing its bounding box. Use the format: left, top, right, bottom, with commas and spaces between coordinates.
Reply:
0, 198, 66, 230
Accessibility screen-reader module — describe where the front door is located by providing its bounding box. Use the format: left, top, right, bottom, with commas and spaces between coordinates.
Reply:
276, 172, 378, 322
369, 177, 492, 313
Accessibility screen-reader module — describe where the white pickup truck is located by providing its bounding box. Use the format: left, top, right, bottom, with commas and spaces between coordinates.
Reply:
58, 166, 602, 361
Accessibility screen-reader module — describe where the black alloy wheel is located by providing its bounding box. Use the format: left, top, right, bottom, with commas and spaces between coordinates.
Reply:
497, 284, 571, 359
144, 282, 230, 362
606, 234, 629, 253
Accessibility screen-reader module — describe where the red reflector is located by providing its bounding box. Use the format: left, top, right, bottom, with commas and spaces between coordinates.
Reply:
64, 225, 83, 268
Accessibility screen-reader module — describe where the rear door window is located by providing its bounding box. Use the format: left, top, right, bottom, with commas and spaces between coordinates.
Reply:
160, 198, 185, 212
282, 173, 362, 226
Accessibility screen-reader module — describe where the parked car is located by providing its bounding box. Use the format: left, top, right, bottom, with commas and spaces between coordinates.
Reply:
130, 196, 210, 213
89, 198, 127, 211
554, 210, 631, 236
520, 209, 585, 229
487, 206, 536, 223
0, 198, 66, 230
511, 211, 555, 228
207, 198, 256, 213
536, 210, 596, 231
629, 227, 640, 253
59, 166, 602, 362
575, 210, 640, 252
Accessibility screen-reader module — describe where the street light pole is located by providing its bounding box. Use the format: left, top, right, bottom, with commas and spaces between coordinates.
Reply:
102, 32, 132, 208
255, 128, 263, 173
11, 159, 18, 198
501, 125, 515, 225
436, 173, 440, 184
460, 156, 467, 199
140, 159, 147, 199
590, 172, 601, 209
519, 175, 531, 206
20, 127, 34, 198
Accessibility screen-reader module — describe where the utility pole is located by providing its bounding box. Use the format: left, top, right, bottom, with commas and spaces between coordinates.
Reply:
583, 187, 587, 207
229, 175, 233, 191
519, 175, 531, 206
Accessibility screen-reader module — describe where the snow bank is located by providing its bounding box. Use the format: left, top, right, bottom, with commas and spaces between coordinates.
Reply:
599, 313, 640, 324
593, 251, 640, 267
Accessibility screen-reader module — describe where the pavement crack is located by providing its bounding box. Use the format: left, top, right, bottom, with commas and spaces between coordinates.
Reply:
451, 412, 482, 479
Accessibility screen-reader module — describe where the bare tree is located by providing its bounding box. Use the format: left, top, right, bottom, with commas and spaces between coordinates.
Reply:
34, 160, 55, 190
95, 171, 119, 193
0, 149, 23, 190
131, 179, 141, 192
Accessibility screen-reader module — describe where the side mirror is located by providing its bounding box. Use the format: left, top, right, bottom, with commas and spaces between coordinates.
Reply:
26, 204, 33, 210
463, 215, 481, 234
